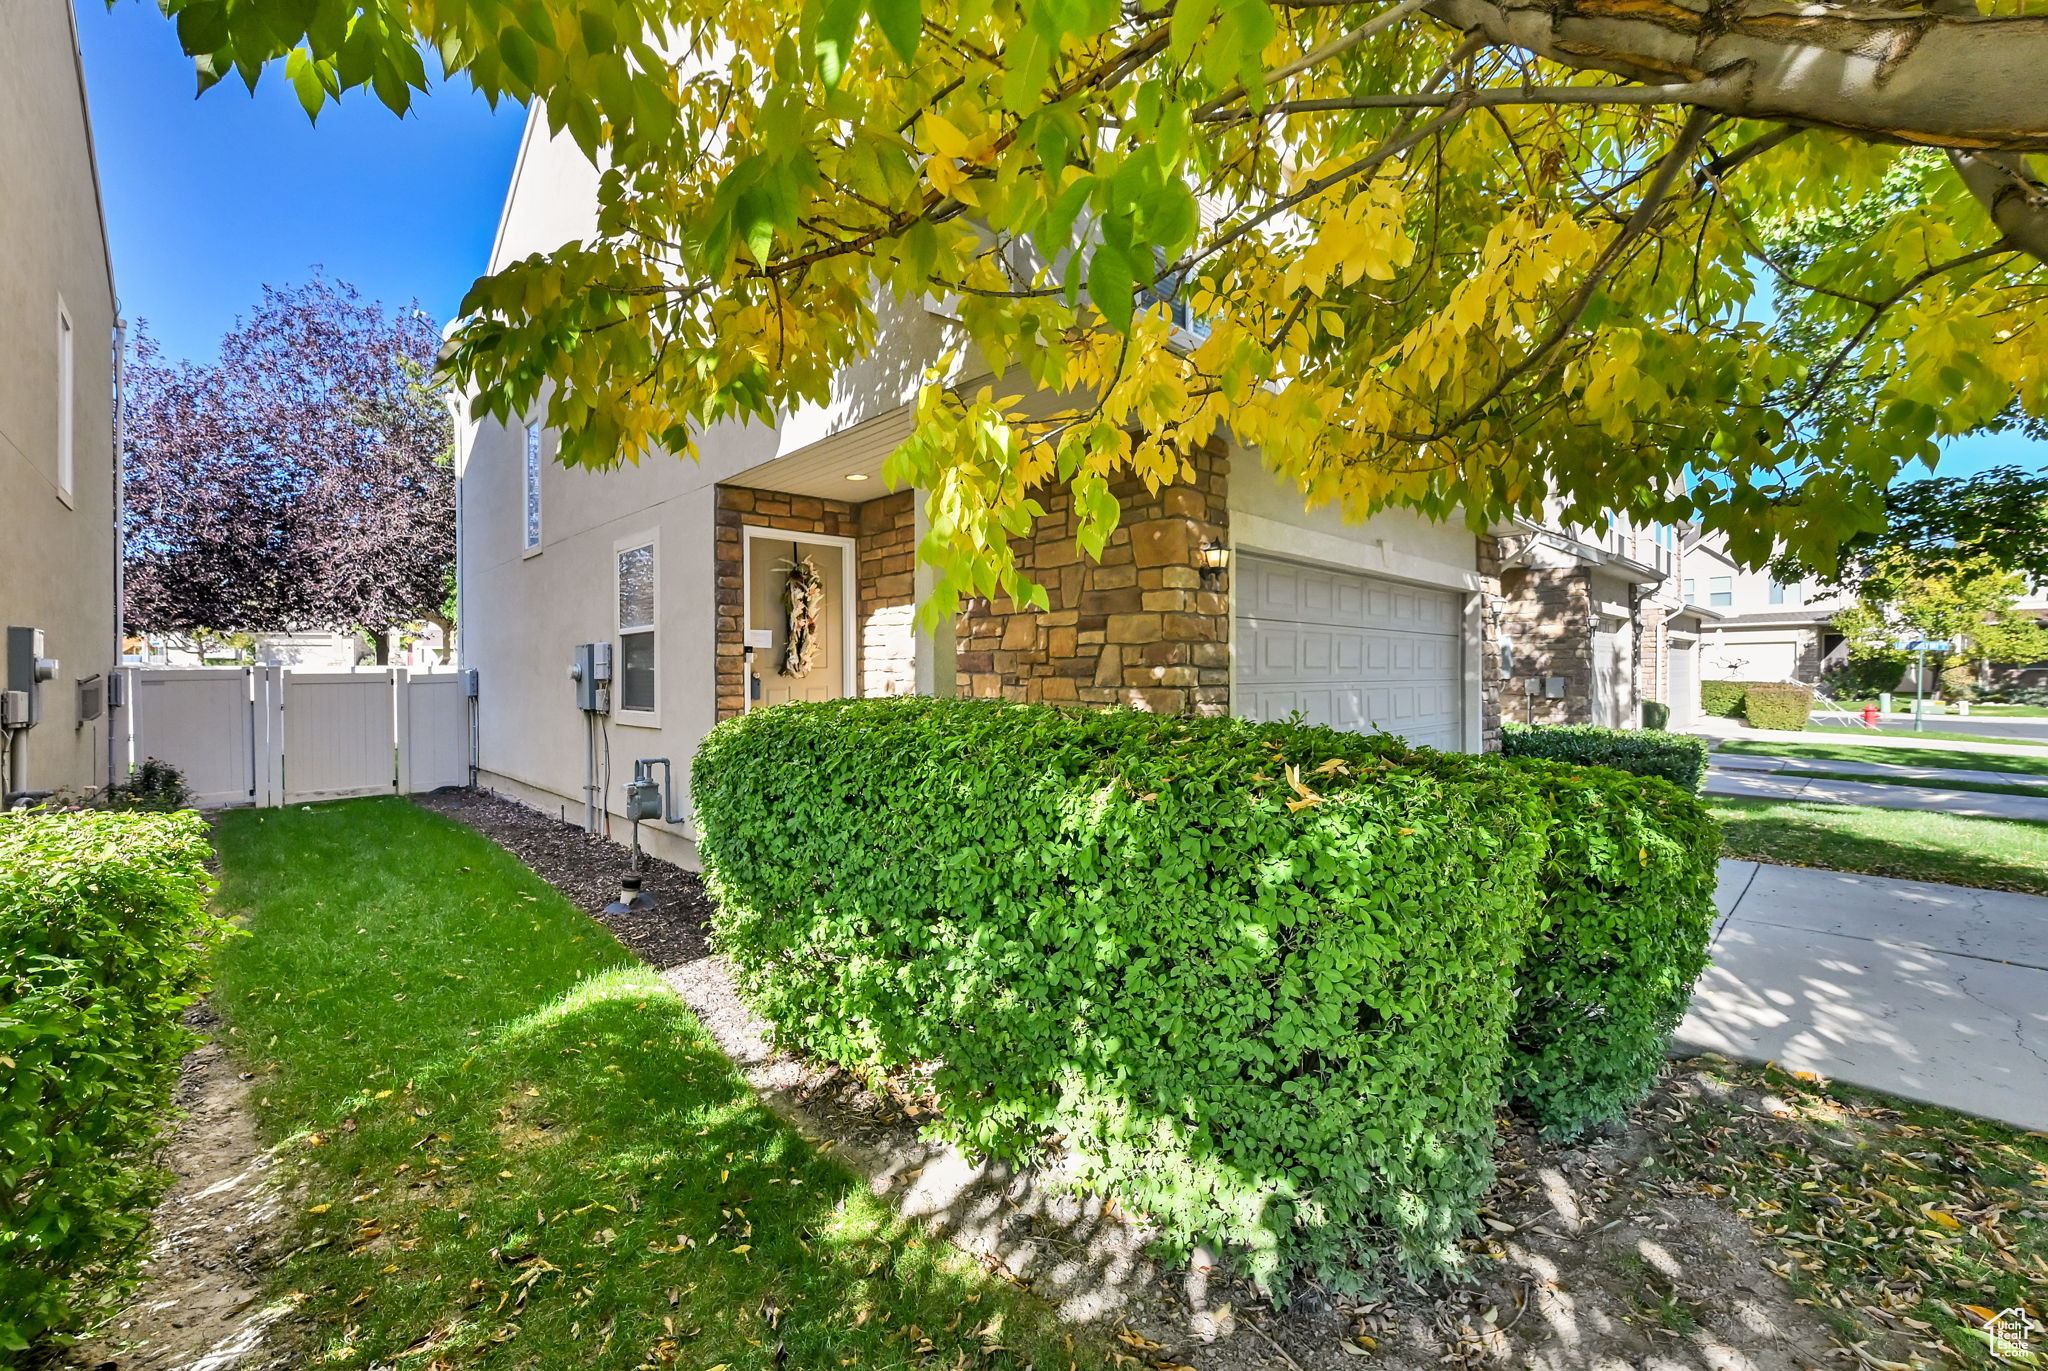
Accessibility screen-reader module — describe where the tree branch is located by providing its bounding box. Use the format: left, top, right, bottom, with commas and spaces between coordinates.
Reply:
1196, 77, 1734, 121
1797, 241, 2020, 414
1409, 107, 1714, 441
1421, 0, 2048, 153
1948, 151, 2048, 264
1194, 0, 1437, 119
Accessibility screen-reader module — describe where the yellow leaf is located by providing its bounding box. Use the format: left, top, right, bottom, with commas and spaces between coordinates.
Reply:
1925, 1207, 1963, 1229
308, 1203, 331, 1214
731, 1244, 751, 1255
375, 1089, 394, 1099
923, 113, 972, 161
1959, 1304, 1999, 1323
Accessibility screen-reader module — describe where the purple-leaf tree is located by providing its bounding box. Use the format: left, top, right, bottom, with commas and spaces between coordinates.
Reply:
123, 277, 453, 658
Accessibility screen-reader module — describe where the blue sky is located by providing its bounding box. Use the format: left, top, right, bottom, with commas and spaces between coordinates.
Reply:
76, 1, 526, 366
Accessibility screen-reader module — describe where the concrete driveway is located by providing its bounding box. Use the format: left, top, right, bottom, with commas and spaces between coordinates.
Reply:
1676, 859, 2048, 1131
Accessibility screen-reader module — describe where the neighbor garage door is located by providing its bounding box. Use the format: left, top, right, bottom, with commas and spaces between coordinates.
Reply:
1234, 554, 1466, 750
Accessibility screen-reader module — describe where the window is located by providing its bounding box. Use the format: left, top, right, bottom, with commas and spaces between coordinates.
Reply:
617, 540, 656, 716
522, 423, 542, 552
1709, 576, 1733, 608
1768, 579, 1786, 605
56, 301, 74, 502
1683, 579, 1698, 605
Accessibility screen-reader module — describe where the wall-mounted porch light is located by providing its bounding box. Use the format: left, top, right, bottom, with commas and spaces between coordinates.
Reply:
1199, 538, 1230, 591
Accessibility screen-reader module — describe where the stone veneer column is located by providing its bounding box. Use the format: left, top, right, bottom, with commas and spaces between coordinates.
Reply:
1496, 562, 1598, 726
1476, 537, 1507, 751
954, 439, 1231, 716
857, 492, 918, 698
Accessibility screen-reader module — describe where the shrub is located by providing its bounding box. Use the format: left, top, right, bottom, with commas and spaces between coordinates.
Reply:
1641, 700, 1669, 731
1502, 764, 1720, 1137
694, 699, 1717, 1288
1699, 679, 1749, 716
104, 759, 192, 812
1823, 659, 1903, 699
1500, 723, 1708, 793
0, 811, 225, 1356
1742, 683, 1814, 730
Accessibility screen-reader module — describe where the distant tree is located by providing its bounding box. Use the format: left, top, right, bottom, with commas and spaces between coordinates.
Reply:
1774, 465, 2048, 602
1833, 558, 2048, 701
123, 278, 453, 659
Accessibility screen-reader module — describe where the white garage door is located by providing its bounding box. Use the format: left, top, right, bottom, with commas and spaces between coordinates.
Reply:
1234, 554, 1466, 750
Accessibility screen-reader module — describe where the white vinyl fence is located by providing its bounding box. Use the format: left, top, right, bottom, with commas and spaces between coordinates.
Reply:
119, 666, 472, 808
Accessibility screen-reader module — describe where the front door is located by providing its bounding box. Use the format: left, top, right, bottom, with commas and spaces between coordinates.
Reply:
747, 534, 850, 707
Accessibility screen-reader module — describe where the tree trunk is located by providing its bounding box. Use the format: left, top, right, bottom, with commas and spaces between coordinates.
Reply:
1422, 0, 2048, 263
1423, 0, 2048, 150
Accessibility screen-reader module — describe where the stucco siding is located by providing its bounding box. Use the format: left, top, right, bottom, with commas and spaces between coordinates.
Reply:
0, 2, 118, 795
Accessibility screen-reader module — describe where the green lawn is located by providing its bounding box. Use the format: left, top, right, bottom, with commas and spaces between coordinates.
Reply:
209, 798, 1095, 1371
1709, 796, 2048, 895
1718, 738, 2048, 778
1806, 724, 2048, 746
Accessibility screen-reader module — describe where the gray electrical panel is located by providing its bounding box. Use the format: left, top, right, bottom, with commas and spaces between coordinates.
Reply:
569, 642, 613, 713
6, 627, 58, 729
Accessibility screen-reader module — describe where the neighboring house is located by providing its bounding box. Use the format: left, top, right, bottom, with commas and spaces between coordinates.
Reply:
1687, 531, 1849, 684
457, 116, 1658, 862
1489, 516, 1710, 730
0, 4, 120, 800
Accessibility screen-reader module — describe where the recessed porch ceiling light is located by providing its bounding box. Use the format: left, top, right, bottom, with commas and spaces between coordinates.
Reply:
845, 472, 870, 481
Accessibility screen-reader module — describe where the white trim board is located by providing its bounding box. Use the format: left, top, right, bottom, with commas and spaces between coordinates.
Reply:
1230, 512, 1485, 594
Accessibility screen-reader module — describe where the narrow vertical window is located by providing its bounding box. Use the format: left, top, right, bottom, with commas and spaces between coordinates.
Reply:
56, 301, 74, 502
617, 541, 656, 715
1682, 579, 1697, 605
522, 423, 542, 551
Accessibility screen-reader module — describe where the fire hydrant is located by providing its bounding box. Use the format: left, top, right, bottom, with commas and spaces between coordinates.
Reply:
1862, 703, 1880, 726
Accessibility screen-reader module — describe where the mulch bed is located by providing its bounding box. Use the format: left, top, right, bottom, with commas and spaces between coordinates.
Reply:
413, 786, 716, 968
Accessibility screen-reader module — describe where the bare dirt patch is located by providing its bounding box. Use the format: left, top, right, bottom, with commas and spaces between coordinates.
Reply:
52, 1010, 295, 1371
429, 787, 1851, 1371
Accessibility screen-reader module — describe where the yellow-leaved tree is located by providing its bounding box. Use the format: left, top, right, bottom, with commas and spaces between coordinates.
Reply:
144, 0, 2048, 615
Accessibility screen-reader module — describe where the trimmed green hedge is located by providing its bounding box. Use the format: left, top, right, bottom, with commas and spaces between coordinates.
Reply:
1500, 723, 1709, 793
694, 699, 1716, 1288
0, 811, 225, 1357
1743, 684, 1813, 730
1504, 766, 1719, 1137
1700, 679, 1750, 717
1641, 700, 1670, 731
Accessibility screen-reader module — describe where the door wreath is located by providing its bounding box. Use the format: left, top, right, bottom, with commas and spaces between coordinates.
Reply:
781, 549, 824, 679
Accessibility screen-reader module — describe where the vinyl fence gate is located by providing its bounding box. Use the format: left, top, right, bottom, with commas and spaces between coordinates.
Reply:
117, 666, 473, 808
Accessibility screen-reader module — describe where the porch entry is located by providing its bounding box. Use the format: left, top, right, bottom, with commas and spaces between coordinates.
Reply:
743, 527, 856, 708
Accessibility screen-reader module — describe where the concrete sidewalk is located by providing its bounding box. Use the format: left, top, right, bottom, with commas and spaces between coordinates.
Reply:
1704, 765, 2048, 822
1676, 859, 2048, 1130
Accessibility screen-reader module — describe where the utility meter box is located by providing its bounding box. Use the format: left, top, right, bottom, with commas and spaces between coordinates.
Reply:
569, 642, 614, 713
6, 627, 58, 729
624, 775, 662, 822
